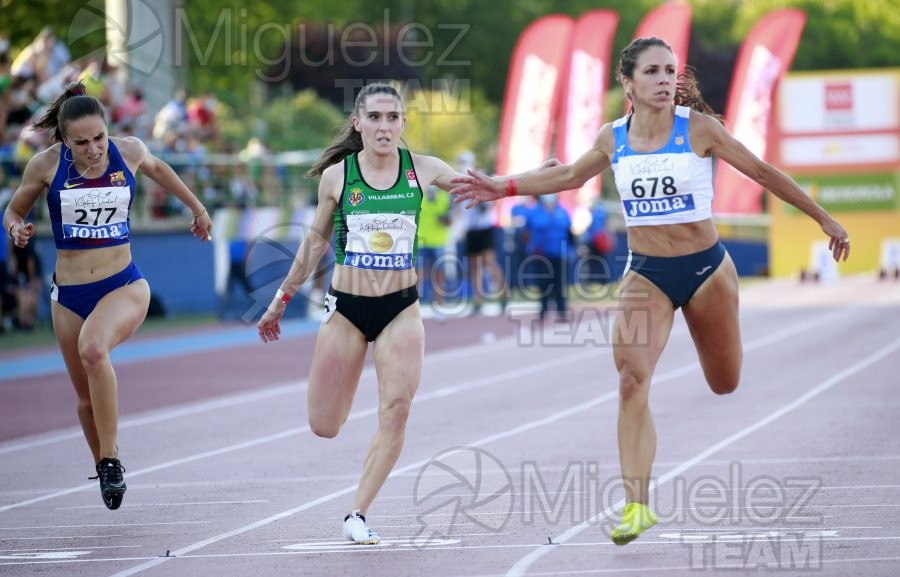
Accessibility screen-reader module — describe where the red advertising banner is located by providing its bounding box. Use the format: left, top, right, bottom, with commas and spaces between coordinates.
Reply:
713, 9, 806, 215
633, 1, 692, 74
555, 10, 619, 211
495, 15, 575, 178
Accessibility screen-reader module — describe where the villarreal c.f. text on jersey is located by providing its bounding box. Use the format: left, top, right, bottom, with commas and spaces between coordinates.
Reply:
334, 149, 424, 270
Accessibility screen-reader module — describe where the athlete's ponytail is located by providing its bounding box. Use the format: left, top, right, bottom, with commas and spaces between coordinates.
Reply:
33, 82, 106, 142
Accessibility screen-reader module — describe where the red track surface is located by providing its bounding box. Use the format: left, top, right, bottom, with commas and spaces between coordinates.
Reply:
1, 276, 899, 577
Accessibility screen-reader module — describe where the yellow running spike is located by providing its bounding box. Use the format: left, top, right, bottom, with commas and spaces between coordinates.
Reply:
611, 502, 657, 545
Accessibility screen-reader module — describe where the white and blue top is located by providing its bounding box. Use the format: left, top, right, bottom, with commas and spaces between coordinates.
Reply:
611, 105, 714, 227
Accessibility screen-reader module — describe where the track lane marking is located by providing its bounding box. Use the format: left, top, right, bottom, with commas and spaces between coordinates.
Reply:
505, 335, 900, 576
96, 310, 856, 576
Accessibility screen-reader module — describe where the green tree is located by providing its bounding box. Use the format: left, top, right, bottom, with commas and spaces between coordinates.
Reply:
729, 0, 900, 70
0, 1, 105, 63
690, 0, 900, 70
4, 0, 899, 157
9, 0, 898, 106
216, 88, 345, 152
402, 86, 498, 163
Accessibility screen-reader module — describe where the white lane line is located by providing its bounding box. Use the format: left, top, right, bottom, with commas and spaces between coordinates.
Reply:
57, 500, 267, 510
0, 304, 817, 456
0, 427, 317, 513
503, 554, 900, 576
670, 454, 900, 466
6, 541, 900, 568
99, 310, 856, 577
0, 303, 794, 456
0, 345, 602, 514
505, 335, 900, 577
0, 522, 206, 530
0, 381, 306, 455
6, 471, 889, 499
1, 535, 126, 540
98, 350, 616, 576
0, 546, 143, 552
0, 334, 523, 455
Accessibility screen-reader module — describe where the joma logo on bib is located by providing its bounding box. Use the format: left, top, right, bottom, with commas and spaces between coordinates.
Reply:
345, 252, 412, 270
65, 223, 128, 239
623, 195, 695, 217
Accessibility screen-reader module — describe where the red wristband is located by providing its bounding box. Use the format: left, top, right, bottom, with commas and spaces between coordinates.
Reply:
275, 289, 292, 304
506, 178, 518, 197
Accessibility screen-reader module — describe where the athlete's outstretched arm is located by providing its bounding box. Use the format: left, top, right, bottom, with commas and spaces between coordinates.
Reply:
692, 112, 849, 262
449, 124, 614, 206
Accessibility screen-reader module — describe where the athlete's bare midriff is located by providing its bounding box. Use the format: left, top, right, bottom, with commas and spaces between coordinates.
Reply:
55, 244, 133, 285
626, 218, 719, 257
330, 264, 417, 296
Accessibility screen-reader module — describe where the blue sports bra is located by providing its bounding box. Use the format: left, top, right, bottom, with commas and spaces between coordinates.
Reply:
47, 140, 135, 250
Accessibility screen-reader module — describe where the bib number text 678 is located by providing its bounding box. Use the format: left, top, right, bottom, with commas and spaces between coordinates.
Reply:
631, 176, 677, 198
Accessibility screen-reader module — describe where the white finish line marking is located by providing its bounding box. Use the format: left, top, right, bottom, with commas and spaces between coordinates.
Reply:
505, 335, 900, 576
0, 551, 91, 560
282, 537, 460, 552
97, 310, 858, 577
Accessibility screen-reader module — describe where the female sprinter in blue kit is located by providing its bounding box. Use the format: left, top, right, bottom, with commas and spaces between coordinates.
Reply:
4, 83, 212, 509
451, 37, 850, 545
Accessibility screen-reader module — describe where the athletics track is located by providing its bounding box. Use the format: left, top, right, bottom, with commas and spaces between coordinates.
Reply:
1, 275, 898, 577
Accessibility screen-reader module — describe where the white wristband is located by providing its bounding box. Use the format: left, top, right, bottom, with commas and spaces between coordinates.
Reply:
275, 289, 292, 305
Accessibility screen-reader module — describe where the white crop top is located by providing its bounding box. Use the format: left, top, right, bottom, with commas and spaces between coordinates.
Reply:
610, 106, 714, 227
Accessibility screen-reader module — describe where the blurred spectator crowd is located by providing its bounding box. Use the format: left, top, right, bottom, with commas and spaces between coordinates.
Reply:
0, 28, 309, 227
0, 30, 620, 333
